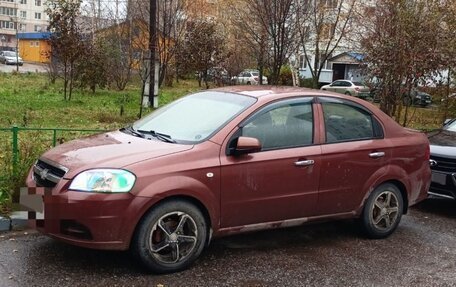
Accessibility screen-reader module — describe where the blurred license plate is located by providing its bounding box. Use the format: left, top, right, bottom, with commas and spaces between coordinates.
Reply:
431, 172, 446, 185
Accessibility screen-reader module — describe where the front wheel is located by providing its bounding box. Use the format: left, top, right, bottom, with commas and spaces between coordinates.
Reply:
132, 200, 208, 274
361, 183, 403, 239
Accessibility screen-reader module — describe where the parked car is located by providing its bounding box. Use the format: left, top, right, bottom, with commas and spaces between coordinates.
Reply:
25, 86, 430, 274
403, 88, 432, 107
0, 51, 23, 66
232, 70, 268, 85
428, 119, 456, 199
320, 80, 370, 99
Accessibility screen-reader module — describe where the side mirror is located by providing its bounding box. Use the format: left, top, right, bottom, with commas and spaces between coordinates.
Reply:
233, 136, 262, 155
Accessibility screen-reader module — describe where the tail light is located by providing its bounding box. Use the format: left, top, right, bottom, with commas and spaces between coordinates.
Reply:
254, 77, 259, 81
355, 87, 360, 92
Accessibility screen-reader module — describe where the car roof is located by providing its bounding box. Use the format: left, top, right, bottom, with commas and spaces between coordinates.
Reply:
214, 85, 335, 98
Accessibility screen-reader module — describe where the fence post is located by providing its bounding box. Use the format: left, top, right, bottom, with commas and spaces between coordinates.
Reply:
52, 129, 57, 147
12, 125, 18, 175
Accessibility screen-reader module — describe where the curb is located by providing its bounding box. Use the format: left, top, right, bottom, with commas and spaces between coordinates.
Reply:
0, 212, 29, 232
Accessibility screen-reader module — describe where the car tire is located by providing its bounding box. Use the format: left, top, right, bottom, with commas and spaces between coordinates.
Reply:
361, 183, 403, 239
345, 92, 351, 96
131, 199, 207, 274
247, 81, 251, 85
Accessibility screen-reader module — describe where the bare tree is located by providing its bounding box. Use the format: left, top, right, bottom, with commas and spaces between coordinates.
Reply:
361, 0, 447, 125
295, 0, 357, 88
46, 0, 85, 100
230, 0, 297, 85
177, 20, 226, 89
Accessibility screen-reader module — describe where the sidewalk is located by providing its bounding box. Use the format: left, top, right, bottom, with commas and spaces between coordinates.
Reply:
0, 212, 29, 232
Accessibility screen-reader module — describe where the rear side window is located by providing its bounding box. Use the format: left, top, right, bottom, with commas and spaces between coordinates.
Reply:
321, 100, 382, 143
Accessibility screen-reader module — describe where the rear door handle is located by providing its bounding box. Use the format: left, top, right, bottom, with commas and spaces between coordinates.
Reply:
294, 160, 315, 167
369, 152, 385, 158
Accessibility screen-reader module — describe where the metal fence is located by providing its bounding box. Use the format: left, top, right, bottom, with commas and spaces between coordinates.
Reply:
0, 126, 106, 175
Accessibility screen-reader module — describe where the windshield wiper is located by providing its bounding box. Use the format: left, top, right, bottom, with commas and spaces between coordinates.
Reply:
121, 126, 145, 138
137, 130, 176, 143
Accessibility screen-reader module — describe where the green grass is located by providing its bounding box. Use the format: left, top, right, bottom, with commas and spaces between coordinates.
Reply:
0, 72, 203, 215
0, 73, 203, 129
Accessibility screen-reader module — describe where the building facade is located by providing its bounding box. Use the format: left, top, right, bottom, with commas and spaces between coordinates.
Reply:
0, 0, 48, 50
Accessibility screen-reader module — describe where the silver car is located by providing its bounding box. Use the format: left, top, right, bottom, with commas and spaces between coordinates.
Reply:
0, 51, 24, 66
321, 80, 370, 99
232, 70, 268, 85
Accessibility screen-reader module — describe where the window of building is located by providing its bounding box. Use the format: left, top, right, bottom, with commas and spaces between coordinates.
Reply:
20, 11, 26, 19
19, 24, 26, 31
20, 0, 27, 4
35, 12, 41, 19
0, 21, 15, 29
0, 7, 17, 16
35, 0, 41, 6
299, 55, 308, 69
34, 25, 41, 32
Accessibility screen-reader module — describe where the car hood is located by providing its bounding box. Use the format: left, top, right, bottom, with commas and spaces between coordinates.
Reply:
40, 130, 194, 179
428, 129, 456, 158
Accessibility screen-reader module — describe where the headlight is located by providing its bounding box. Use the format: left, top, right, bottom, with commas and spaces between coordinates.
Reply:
69, 169, 136, 193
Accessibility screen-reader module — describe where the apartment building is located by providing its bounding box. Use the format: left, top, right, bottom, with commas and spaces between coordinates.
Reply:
0, 0, 48, 50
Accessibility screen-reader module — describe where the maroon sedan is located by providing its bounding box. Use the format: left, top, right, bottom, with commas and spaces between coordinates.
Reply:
25, 86, 430, 273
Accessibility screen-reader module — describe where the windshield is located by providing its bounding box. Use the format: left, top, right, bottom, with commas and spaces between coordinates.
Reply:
132, 91, 256, 144
445, 120, 456, 132
252, 72, 259, 76
3, 51, 17, 57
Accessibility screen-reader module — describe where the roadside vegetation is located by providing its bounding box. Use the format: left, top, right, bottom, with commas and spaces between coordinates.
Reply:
0, 72, 202, 215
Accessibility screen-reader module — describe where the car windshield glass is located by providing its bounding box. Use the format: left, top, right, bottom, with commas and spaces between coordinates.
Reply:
132, 91, 256, 144
353, 82, 364, 86
252, 72, 259, 76
4, 51, 16, 57
445, 120, 456, 132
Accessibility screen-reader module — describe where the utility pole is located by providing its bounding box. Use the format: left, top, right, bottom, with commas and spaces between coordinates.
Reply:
149, 0, 158, 108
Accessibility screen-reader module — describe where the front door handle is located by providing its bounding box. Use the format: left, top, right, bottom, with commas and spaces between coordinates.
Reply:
294, 160, 315, 167
369, 152, 385, 158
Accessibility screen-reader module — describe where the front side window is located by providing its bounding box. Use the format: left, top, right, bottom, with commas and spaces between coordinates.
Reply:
322, 99, 380, 143
241, 98, 314, 151
132, 91, 256, 144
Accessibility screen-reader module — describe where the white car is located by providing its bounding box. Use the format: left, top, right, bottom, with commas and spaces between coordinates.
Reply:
232, 70, 268, 85
321, 80, 370, 99
0, 51, 24, 66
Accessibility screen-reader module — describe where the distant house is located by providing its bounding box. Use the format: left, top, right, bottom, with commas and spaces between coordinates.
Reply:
328, 52, 365, 82
298, 51, 366, 85
17, 32, 51, 63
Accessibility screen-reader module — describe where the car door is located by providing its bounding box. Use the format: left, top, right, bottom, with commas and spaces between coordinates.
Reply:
316, 97, 390, 215
329, 81, 342, 93
220, 97, 322, 227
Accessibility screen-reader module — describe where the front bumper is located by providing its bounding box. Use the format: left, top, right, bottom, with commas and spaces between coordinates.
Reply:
429, 170, 456, 199
25, 174, 154, 250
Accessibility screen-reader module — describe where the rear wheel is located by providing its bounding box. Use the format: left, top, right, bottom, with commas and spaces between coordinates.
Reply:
345, 91, 352, 96
132, 200, 207, 274
361, 183, 403, 239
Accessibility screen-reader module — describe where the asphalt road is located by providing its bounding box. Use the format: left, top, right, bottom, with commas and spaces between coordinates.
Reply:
0, 62, 46, 73
0, 197, 455, 287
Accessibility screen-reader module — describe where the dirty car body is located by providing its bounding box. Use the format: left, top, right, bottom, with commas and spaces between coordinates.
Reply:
26, 86, 431, 273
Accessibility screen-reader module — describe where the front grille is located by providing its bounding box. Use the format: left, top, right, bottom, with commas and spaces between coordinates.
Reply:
33, 159, 68, 188
430, 155, 456, 173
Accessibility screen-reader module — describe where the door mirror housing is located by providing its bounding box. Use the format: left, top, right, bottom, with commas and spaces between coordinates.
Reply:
233, 136, 262, 155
